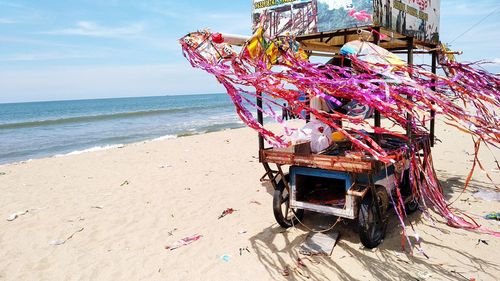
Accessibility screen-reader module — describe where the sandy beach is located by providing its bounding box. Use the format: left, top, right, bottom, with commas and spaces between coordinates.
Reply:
1, 119, 499, 281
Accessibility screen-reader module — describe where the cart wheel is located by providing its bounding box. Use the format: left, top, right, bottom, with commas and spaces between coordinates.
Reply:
358, 185, 389, 249
405, 198, 419, 214
400, 169, 419, 214
273, 174, 304, 228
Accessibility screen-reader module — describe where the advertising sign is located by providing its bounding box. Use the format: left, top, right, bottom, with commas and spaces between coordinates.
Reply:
373, 0, 440, 43
252, 0, 318, 38
252, 0, 440, 43
316, 0, 373, 32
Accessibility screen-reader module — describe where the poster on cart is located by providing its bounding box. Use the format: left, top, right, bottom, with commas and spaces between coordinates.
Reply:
252, 0, 439, 43
373, 0, 440, 43
316, 0, 374, 32
252, 0, 318, 38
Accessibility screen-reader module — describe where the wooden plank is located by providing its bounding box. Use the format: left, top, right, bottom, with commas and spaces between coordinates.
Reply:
261, 149, 374, 173
347, 184, 369, 197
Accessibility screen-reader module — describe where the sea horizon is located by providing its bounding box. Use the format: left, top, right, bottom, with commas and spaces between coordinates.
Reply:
0, 92, 226, 105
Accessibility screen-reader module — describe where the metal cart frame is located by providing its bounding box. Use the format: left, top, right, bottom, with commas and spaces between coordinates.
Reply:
256, 26, 438, 248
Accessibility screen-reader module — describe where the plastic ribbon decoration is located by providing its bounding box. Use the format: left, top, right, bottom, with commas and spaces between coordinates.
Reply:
179, 25, 500, 248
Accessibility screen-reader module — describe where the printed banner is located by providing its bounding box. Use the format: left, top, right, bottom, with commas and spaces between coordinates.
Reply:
316, 0, 374, 32
252, 0, 439, 43
373, 0, 440, 43
252, 0, 318, 37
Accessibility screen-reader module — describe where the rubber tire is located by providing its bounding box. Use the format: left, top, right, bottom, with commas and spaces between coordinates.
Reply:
358, 186, 389, 249
273, 174, 304, 228
405, 198, 419, 214
400, 169, 419, 215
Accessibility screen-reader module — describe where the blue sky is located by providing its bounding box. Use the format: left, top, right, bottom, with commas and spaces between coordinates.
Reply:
0, 0, 499, 103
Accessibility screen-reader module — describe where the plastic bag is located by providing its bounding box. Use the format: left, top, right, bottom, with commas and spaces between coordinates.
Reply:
310, 122, 332, 153
290, 121, 332, 153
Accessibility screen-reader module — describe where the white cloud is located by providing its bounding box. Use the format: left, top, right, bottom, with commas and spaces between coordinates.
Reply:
0, 18, 16, 24
0, 1, 24, 9
0, 63, 224, 103
41, 21, 145, 38
141, 2, 251, 35
441, 0, 500, 16
0, 52, 102, 62
0, 36, 80, 47
143, 5, 182, 19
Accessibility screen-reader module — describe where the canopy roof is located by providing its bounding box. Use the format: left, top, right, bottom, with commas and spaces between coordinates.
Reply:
297, 26, 439, 54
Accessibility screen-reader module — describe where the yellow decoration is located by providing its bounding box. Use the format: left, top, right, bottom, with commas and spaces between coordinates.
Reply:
265, 41, 279, 65
246, 27, 264, 60
331, 131, 347, 142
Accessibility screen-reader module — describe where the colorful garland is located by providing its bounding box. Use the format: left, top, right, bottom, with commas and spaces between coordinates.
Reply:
179, 26, 500, 250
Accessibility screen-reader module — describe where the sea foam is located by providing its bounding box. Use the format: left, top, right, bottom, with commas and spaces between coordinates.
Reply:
55, 144, 125, 157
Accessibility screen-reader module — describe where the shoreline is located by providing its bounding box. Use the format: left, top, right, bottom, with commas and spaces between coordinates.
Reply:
0, 122, 247, 166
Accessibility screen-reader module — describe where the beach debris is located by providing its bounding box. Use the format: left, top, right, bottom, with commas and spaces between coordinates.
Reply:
451, 270, 476, 281
299, 231, 339, 256
416, 271, 432, 280
218, 208, 236, 219
282, 257, 318, 278
167, 228, 178, 236
239, 247, 250, 256
476, 239, 488, 245
67, 216, 85, 222
49, 227, 84, 246
484, 212, 500, 220
0, 172, 6, 176
184, 187, 191, 191
221, 254, 231, 262
6, 210, 29, 221
120, 180, 130, 186
160, 164, 173, 169
165, 234, 202, 250
91, 205, 103, 209
472, 190, 500, 202
281, 266, 290, 277
249, 200, 261, 205
238, 230, 247, 234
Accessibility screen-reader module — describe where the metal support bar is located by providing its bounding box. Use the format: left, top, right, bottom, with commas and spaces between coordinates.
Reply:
259, 168, 278, 182
310, 51, 338, 57
276, 164, 289, 191
305, 97, 311, 123
406, 37, 414, 144
392, 50, 430, 54
373, 27, 381, 142
430, 51, 437, 147
262, 162, 278, 190
297, 29, 357, 41
368, 174, 383, 222
257, 92, 264, 157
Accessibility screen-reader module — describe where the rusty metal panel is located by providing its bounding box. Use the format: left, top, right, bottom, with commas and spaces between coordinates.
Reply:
261, 149, 374, 173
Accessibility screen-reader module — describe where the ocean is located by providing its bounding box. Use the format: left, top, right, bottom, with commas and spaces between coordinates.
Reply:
0, 94, 246, 164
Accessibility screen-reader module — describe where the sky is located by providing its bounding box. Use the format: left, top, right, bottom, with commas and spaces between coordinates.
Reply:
0, 0, 499, 103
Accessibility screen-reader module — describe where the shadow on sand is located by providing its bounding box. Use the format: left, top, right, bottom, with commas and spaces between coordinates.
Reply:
249, 173, 498, 280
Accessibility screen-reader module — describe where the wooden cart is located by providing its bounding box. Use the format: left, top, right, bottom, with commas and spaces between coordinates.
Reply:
255, 27, 437, 248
